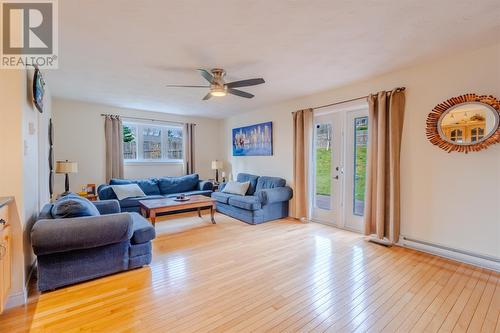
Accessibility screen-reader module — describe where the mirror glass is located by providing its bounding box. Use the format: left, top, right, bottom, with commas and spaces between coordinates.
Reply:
438, 102, 499, 145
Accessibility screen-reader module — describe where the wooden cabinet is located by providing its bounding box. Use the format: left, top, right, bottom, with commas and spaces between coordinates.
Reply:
0, 205, 12, 314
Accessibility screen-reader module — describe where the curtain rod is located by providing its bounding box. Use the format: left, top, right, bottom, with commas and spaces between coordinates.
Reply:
293, 87, 406, 112
100, 114, 196, 126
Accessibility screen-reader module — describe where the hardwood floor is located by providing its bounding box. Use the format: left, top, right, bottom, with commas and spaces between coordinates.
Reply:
0, 212, 498, 332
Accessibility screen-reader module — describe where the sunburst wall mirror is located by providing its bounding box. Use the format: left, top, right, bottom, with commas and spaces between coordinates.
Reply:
426, 94, 500, 153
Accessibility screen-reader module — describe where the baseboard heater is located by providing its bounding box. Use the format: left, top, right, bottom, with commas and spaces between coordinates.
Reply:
400, 236, 499, 272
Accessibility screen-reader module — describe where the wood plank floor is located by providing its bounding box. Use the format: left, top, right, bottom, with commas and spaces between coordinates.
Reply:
0, 212, 498, 332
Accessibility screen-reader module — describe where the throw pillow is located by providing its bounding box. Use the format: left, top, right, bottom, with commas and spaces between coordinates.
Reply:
51, 195, 100, 219
110, 184, 146, 200
222, 181, 250, 196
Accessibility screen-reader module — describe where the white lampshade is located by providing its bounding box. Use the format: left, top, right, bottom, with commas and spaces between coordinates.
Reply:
55, 161, 78, 174
211, 160, 223, 170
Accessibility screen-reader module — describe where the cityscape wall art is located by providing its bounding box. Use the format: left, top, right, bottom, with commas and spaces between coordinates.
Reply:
232, 121, 273, 156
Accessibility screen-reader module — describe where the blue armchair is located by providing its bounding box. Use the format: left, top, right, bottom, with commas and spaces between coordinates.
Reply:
212, 173, 293, 224
31, 200, 155, 291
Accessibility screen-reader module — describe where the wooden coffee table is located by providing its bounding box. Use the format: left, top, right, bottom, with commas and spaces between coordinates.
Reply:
139, 195, 216, 225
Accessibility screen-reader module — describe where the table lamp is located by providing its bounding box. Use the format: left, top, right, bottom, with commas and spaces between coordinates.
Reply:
55, 160, 78, 196
211, 160, 223, 183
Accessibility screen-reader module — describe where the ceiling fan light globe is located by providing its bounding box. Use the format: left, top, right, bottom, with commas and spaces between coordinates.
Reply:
210, 87, 227, 97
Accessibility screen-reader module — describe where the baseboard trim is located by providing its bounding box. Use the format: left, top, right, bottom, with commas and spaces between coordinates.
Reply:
398, 236, 499, 272
5, 290, 27, 309
5, 260, 35, 309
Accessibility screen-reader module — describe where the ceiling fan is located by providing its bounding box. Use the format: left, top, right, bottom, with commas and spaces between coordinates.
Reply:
166, 68, 265, 100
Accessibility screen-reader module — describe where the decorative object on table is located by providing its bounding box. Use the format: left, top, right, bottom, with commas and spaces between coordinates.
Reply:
232, 121, 273, 156
221, 171, 226, 183
174, 194, 190, 202
32, 67, 45, 113
211, 160, 223, 183
48, 118, 54, 199
55, 160, 78, 196
86, 184, 96, 195
426, 94, 500, 153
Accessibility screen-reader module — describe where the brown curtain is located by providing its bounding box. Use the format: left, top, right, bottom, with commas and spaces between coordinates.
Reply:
364, 89, 405, 244
184, 123, 195, 174
104, 115, 124, 181
292, 108, 313, 220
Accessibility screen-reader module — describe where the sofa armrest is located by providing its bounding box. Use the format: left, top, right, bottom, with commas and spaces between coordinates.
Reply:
255, 186, 293, 204
93, 199, 121, 215
31, 213, 133, 256
198, 180, 214, 191
97, 184, 117, 200
219, 182, 227, 191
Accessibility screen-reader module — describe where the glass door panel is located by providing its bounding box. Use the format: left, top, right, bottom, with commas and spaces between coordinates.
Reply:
312, 113, 343, 225
344, 110, 368, 232
315, 123, 332, 210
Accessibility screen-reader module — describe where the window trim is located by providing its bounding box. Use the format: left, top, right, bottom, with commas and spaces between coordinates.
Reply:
122, 121, 184, 164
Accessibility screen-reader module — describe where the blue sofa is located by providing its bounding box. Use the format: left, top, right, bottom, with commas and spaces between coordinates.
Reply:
212, 173, 293, 224
97, 174, 213, 213
31, 199, 155, 291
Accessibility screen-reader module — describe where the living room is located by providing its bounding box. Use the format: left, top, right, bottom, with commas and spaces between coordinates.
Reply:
0, 1, 499, 332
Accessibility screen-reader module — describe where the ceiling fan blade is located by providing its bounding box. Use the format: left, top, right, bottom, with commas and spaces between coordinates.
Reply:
202, 92, 212, 100
226, 78, 265, 88
165, 85, 209, 88
228, 88, 254, 99
197, 69, 214, 84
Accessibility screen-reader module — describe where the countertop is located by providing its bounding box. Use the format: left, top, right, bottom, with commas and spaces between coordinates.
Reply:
0, 196, 14, 208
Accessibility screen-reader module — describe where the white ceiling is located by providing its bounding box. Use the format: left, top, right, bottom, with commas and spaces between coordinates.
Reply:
46, 0, 500, 119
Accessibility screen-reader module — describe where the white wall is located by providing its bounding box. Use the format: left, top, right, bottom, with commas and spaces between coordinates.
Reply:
223, 43, 500, 259
52, 99, 223, 194
0, 68, 52, 307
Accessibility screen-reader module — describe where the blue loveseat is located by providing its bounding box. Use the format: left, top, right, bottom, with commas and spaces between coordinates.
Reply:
212, 173, 293, 224
97, 174, 213, 213
31, 199, 155, 291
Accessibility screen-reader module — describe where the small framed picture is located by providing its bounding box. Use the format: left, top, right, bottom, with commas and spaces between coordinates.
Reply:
86, 184, 96, 195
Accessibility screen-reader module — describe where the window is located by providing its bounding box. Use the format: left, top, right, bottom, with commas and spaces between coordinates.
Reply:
123, 121, 183, 163
470, 127, 484, 142
450, 129, 463, 143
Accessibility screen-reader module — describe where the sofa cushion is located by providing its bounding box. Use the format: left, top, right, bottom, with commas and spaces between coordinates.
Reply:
228, 196, 262, 211
119, 195, 165, 208
236, 173, 259, 195
129, 212, 156, 244
211, 191, 234, 204
111, 184, 146, 200
51, 195, 100, 219
222, 181, 250, 196
158, 174, 199, 195
110, 178, 160, 195
255, 176, 286, 191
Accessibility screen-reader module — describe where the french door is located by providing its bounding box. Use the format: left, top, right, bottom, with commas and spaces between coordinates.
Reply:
311, 102, 368, 232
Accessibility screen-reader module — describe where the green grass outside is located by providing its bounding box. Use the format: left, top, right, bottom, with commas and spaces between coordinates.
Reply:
315, 148, 332, 196
354, 146, 367, 201
315, 146, 367, 200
